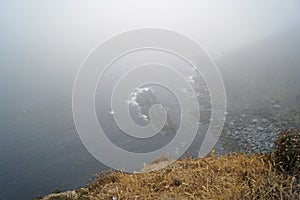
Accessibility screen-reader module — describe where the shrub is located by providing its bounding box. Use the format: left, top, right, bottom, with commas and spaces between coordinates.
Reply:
272, 129, 300, 175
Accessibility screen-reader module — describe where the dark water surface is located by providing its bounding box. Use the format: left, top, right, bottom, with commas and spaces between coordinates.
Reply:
0, 68, 106, 200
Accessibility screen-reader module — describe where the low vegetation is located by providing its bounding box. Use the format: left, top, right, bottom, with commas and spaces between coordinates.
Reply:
36, 129, 300, 200
273, 129, 300, 175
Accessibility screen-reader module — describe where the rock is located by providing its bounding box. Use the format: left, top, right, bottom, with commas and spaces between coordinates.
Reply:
257, 127, 264, 131
246, 127, 252, 132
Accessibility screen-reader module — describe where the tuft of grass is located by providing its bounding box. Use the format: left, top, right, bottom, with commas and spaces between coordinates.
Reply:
272, 129, 300, 176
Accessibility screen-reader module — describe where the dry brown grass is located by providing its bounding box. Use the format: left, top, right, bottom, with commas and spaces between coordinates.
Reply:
37, 129, 300, 200
79, 153, 300, 200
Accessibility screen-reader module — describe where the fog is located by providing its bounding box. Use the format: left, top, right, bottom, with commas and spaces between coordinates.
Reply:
0, 1, 300, 199
1, 0, 300, 63
1, 0, 300, 100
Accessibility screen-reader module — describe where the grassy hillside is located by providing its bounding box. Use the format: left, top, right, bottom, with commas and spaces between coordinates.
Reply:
35, 153, 299, 199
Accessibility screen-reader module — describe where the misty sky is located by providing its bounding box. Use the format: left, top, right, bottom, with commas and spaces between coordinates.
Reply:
1, 0, 300, 62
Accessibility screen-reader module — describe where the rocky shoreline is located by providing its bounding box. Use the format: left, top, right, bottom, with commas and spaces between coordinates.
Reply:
215, 96, 300, 155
